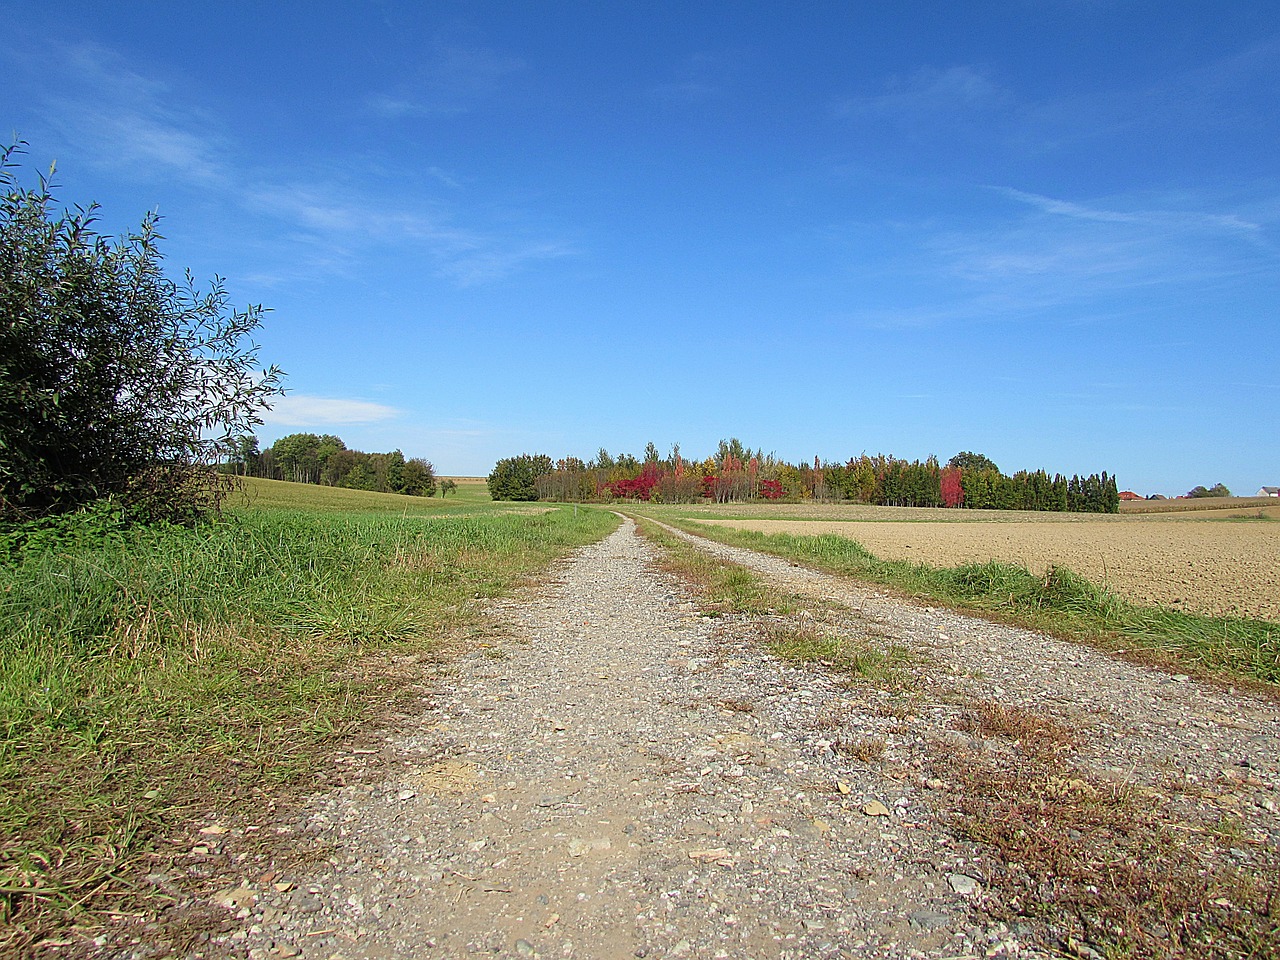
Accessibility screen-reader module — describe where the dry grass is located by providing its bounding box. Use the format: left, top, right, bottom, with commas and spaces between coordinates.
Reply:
834, 736, 886, 762
930, 702, 1280, 958
953, 701, 1076, 757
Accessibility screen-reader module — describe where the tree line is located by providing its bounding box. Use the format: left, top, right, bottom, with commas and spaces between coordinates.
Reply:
227, 433, 442, 497
489, 442, 1120, 514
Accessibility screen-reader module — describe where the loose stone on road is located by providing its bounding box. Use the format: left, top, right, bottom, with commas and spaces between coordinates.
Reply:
229, 519, 990, 959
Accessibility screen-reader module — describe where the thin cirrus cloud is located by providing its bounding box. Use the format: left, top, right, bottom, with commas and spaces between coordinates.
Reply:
833, 64, 1012, 118
262, 395, 401, 428
834, 183, 1278, 332
28, 42, 228, 185
998, 188, 1267, 240
367, 43, 525, 118
13, 38, 566, 287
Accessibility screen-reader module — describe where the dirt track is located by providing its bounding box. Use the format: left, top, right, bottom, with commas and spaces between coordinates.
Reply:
695, 518, 1280, 622
203, 519, 1280, 960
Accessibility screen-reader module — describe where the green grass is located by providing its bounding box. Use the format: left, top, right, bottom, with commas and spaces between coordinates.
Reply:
226, 474, 499, 513
635, 518, 914, 689
0, 492, 617, 950
764, 624, 913, 688
656, 520, 1280, 688
634, 517, 789, 618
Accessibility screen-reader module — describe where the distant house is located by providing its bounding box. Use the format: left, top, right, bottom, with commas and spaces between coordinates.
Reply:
1259, 486, 1280, 497
1118, 490, 1144, 502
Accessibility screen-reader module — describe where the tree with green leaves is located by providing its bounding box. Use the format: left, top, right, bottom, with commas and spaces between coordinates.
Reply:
947, 451, 1000, 474
1186, 483, 1230, 498
400, 457, 436, 497
488, 453, 553, 501
0, 143, 283, 523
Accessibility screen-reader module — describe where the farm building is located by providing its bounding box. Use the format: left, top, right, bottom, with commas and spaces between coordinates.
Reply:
1259, 486, 1280, 497
1118, 490, 1144, 502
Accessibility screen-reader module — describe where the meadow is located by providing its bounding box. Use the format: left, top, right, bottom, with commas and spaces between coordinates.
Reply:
0, 478, 617, 951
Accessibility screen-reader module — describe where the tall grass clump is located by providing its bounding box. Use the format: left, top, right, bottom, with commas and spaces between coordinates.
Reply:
0, 503, 617, 950
665, 522, 1280, 687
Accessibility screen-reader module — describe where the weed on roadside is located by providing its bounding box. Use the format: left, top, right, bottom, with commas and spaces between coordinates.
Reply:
633, 517, 789, 617
930, 704, 1280, 959
640, 516, 1280, 957
834, 736, 886, 763
765, 624, 914, 690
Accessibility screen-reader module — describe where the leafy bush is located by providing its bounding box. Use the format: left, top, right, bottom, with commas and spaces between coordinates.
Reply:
488, 453, 553, 501
0, 143, 283, 524
1187, 483, 1231, 498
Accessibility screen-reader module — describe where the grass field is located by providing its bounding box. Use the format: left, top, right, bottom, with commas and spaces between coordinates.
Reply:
226, 474, 499, 514
0, 479, 617, 953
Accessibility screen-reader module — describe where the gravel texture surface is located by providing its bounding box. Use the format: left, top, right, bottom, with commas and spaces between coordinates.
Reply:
188, 518, 1279, 960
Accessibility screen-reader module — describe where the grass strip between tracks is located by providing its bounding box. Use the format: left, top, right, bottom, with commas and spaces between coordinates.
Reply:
651, 517, 1280, 691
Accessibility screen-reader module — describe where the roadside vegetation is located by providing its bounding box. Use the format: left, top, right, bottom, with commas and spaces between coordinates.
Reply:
635, 517, 1280, 959
634, 518, 915, 691
643, 517, 1279, 688
0, 487, 617, 952
0, 143, 624, 953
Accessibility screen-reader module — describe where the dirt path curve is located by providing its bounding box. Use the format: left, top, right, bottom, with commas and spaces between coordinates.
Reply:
219, 518, 1279, 960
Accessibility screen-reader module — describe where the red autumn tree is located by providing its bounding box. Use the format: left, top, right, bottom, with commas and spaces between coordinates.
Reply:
940, 466, 964, 508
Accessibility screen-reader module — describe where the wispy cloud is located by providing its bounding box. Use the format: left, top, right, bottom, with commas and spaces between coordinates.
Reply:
436, 240, 575, 286
7, 38, 569, 287
956, 188, 1279, 291
834, 64, 1011, 118
33, 42, 228, 184
833, 184, 1280, 331
999, 188, 1266, 240
263, 395, 400, 427
367, 43, 524, 118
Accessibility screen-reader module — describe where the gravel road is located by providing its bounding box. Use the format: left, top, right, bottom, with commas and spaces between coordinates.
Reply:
202, 517, 1279, 960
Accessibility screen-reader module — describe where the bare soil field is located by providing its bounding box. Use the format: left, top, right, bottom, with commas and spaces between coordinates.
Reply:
694, 515, 1280, 622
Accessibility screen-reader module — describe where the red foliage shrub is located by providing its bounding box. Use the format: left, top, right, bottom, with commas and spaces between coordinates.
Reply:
940, 466, 964, 508
759, 479, 783, 499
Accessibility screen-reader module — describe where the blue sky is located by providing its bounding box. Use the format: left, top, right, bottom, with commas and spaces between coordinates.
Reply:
3, 1, 1277, 495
